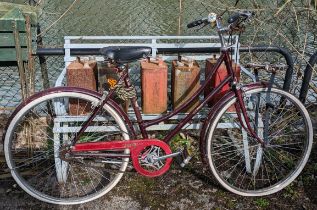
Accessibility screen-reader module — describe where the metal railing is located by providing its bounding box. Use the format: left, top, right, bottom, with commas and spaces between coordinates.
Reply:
35, 35, 294, 131
299, 51, 317, 103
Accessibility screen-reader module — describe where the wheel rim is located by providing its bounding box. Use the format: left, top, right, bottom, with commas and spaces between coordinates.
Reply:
207, 88, 313, 196
4, 92, 129, 204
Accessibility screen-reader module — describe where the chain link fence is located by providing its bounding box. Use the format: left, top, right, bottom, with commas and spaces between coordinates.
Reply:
1, 0, 317, 133
0, 1, 317, 204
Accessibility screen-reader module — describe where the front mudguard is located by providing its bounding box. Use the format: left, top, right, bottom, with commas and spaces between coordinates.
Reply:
199, 82, 268, 164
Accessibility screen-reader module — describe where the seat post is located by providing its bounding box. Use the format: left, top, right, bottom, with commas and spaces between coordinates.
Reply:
121, 64, 149, 139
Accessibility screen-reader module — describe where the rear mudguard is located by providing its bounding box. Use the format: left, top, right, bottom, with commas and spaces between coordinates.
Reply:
199, 82, 268, 164
2, 86, 136, 142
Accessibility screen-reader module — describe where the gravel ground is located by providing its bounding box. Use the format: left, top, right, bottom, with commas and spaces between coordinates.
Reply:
0, 112, 316, 210
0, 156, 316, 210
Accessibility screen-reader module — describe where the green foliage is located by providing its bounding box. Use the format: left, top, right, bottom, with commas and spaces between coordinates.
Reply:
302, 162, 317, 184
155, 132, 165, 140
78, 133, 93, 143
170, 134, 191, 151
283, 183, 299, 199
227, 199, 236, 209
254, 198, 270, 208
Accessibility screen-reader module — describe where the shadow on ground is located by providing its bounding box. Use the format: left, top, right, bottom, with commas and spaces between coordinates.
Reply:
0, 157, 316, 210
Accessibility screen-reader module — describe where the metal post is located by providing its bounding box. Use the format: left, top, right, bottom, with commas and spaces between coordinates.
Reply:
13, 21, 27, 100
26, 15, 35, 95
37, 24, 50, 90
299, 51, 317, 103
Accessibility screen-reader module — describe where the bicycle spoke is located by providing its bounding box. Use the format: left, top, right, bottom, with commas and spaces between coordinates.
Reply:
5, 92, 130, 204
207, 88, 312, 195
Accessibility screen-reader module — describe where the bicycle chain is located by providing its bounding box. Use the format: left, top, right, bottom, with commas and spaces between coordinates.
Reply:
59, 148, 136, 173
64, 157, 136, 174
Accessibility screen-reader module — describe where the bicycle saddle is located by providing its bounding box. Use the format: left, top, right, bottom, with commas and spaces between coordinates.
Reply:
100, 46, 152, 63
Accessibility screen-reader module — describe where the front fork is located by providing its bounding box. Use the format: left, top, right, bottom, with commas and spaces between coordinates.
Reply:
233, 84, 267, 177
233, 84, 265, 147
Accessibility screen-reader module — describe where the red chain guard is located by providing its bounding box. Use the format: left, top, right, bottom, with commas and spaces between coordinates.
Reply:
72, 139, 172, 177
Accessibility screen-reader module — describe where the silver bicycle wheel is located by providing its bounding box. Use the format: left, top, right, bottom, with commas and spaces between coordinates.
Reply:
4, 90, 130, 205
206, 87, 313, 196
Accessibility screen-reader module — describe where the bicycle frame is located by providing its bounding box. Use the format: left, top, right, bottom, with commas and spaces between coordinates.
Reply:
72, 16, 265, 147
72, 47, 264, 147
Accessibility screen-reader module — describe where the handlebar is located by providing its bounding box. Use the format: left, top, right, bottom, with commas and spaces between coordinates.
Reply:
187, 13, 217, 29
187, 11, 254, 33
187, 11, 254, 48
228, 11, 254, 24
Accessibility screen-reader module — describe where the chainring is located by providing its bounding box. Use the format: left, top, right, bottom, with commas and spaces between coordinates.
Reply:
131, 140, 172, 177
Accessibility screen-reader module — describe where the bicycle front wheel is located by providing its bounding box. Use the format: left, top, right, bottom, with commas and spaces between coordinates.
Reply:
206, 87, 313, 196
4, 89, 130, 205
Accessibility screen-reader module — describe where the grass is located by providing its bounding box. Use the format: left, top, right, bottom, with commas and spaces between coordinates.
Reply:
254, 198, 270, 208
283, 183, 299, 199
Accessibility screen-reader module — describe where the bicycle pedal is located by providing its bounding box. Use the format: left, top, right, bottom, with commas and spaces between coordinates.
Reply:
175, 147, 192, 167
180, 156, 192, 167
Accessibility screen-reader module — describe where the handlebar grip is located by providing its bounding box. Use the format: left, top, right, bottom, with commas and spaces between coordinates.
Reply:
187, 19, 205, 28
228, 11, 255, 24
228, 13, 241, 24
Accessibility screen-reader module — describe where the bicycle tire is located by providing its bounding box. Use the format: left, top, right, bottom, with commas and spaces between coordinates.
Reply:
205, 87, 313, 196
4, 90, 130, 205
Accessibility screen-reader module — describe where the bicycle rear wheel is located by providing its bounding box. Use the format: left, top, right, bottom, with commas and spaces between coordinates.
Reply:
206, 87, 313, 196
4, 90, 130, 205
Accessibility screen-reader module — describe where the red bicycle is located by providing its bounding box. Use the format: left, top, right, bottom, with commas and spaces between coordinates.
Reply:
3, 11, 313, 204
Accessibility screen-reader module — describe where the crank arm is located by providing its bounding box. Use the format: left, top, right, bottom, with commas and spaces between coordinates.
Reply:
153, 150, 183, 162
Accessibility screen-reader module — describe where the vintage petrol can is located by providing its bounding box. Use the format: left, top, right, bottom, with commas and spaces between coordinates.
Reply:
97, 62, 118, 93
205, 59, 241, 111
67, 58, 97, 90
97, 62, 130, 112
67, 58, 97, 115
87, 57, 98, 83
204, 55, 217, 100
141, 58, 168, 114
172, 58, 200, 113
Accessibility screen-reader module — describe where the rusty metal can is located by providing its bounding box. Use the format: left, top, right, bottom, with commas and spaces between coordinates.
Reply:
97, 62, 118, 93
141, 58, 168, 114
206, 60, 241, 111
87, 57, 99, 84
97, 62, 130, 112
67, 58, 97, 115
67, 59, 97, 90
204, 55, 217, 102
172, 58, 200, 113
